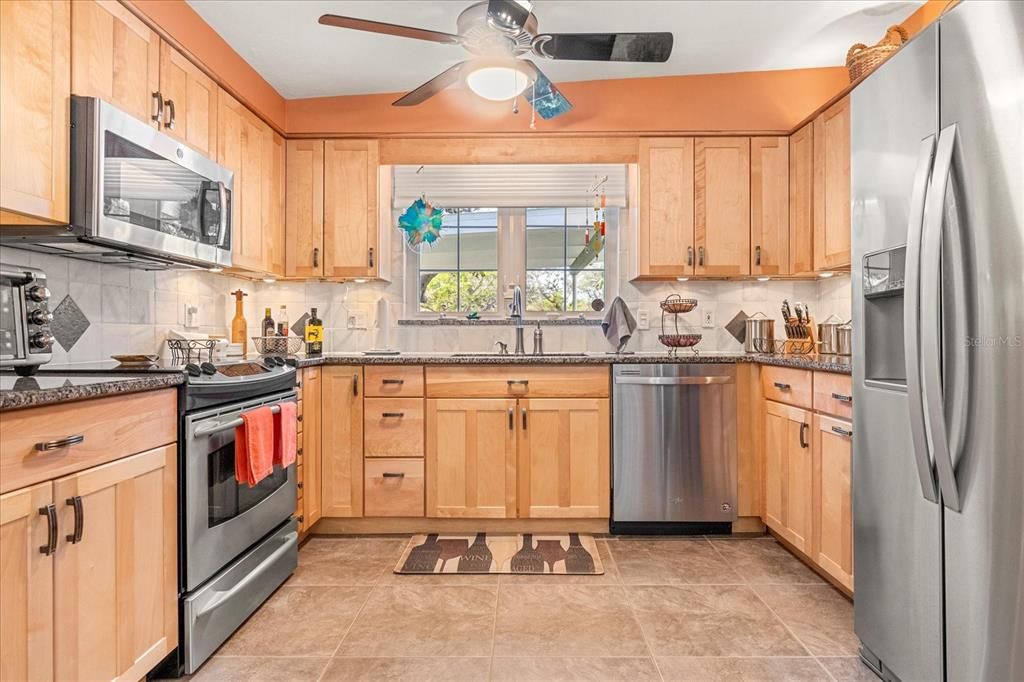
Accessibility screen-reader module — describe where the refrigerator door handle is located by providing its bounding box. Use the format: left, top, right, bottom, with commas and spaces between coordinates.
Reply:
921, 123, 962, 512
903, 134, 940, 504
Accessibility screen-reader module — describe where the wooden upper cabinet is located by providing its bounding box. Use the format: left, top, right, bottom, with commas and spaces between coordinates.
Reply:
813, 96, 851, 271
158, 40, 217, 157
71, 0, 159, 126
763, 400, 813, 554
264, 131, 286, 276
637, 138, 694, 278
426, 398, 517, 518
0, 481, 55, 682
286, 139, 325, 278
321, 367, 363, 518
0, 0, 70, 226
789, 123, 815, 276
813, 414, 853, 591
323, 140, 380, 279
517, 399, 609, 519
218, 88, 267, 273
751, 137, 790, 275
52, 445, 177, 682
695, 137, 751, 276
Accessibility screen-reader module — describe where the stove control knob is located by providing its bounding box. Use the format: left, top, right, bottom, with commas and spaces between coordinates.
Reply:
27, 286, 51, 303
28, 308, 54, 325
273, 356, 285, 366
29, 332, 54, 349
262, 359, 276, 371
200, 362, 217, 376
285, 357, 297, 367
185, 363, 202, 377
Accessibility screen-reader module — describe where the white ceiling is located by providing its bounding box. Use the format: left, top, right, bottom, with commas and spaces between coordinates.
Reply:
187, 0, 924, 99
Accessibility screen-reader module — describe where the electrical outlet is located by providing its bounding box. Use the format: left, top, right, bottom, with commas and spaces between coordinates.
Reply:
347, 305, 369, 329
702, 309, 715, 328
636, 308, 650, 330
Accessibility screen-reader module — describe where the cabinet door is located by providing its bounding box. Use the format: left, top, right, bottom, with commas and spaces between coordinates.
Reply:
71, 0, 159, 125
302, 367, 323, 528
218, 88, 267, 272
264, 131, 286, 276
763, 400, 813, 553
637, 138, 695, 277
789, 123, 815, 276
52, 445, 177, 682
0, 482, 54, 682
518, 399, 609, 518
285, 139, 325, 278
813, 96, 851, 271
321, 367, 363, 517
813, 414, 853, 591
426, 399, 516, 518
695, 137, 751, 276
751, 137, 790, 275
323, 140, 379, 279
158, 40, 217, 157
0, 0, 70, 226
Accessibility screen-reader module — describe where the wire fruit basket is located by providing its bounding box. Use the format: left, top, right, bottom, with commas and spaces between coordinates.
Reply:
659, 294, 698, 314
251, 336, 304, 356
167, 338, 216, 364
659, 294, 702, 356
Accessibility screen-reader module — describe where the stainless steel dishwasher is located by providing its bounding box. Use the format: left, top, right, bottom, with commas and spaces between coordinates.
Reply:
611, 363, 737, 534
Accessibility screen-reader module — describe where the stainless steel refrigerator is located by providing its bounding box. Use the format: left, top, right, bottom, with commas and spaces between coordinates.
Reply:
851, 2, 1023, 680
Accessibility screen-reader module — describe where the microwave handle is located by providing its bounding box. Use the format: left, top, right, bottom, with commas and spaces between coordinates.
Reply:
217, 181, 229, 248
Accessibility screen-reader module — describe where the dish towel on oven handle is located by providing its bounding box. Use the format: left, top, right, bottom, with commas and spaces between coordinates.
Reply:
274, 400, 297, 468
235, 405, 274, 487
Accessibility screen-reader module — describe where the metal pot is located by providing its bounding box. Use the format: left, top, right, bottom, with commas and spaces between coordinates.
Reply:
836, 322, 853, 356
744, 313, 775, 353
818, 315, 846, 355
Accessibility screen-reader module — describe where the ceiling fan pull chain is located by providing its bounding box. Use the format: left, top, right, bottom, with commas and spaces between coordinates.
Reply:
529, 80, 537, 130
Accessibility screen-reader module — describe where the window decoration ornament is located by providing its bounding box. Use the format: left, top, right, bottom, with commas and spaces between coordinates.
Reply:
398, 193, 445, 254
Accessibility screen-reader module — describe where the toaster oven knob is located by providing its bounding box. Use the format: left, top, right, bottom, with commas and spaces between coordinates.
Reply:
30, 332, 54, 349
27, 285, 50, 302
28, 309, 54, 325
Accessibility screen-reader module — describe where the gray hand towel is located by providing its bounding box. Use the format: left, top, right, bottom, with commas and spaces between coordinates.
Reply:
601, 297, 637, 351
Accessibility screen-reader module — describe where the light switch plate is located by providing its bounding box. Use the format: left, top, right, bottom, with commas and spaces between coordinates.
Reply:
636, 308, 650, 330
702, 309, 715, 328
348, 305, 369, 330
183, 302, 200, 329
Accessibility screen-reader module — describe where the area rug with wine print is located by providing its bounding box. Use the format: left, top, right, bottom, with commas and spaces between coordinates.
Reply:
395, 533, 604, 575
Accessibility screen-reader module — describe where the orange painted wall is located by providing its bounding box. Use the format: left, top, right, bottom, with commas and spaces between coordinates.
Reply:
901, 0, 958, 38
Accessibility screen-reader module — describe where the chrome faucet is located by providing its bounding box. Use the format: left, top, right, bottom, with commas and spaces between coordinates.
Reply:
509, 284, 525, 355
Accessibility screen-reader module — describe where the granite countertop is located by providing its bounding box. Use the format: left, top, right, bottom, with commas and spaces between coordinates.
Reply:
0, 372, 184, 411
293, 352, 852, 374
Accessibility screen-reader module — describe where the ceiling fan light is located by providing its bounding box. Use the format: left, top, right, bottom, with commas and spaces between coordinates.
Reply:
466, 65, 530, 101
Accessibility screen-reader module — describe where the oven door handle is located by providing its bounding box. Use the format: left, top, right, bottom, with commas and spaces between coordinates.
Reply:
193, 402, 290, 437
196, 528, 298, 614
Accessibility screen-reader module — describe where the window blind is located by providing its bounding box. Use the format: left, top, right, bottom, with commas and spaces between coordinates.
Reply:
391, 164, 627, 208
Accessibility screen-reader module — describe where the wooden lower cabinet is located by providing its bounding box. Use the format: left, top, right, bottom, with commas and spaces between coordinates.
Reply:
813, 414, 854, 591
763, 400, 813, 554
425, 398, 517, 518
301, 367, 322, 529
321, 367, 363, 518
364, 458, 425, 517
517, 399, 609, 518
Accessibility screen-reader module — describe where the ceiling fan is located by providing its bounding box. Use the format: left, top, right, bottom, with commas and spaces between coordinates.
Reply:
318, 0, 673, 120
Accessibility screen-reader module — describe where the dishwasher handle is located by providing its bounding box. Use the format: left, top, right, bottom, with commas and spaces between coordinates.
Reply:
614, 375, 733, 386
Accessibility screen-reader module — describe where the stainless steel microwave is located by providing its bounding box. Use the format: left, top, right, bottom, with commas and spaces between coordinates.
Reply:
1, 96, 233, 270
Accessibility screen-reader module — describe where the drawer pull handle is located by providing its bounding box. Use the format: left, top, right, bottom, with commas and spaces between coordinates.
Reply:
297, 415, 303, 422
297, 447, 303, 456
508, 407, 514, 430
353, 373, 359, 396
65, 496, 84, 544
297, 482, 304, 490
39, 505, 57, 555
507, 379, 529, 387
382, 472, 405, 479
773, 382, 791, 391
522, 408, 528, 430
381, 378, 405, 385
382, 412, 405, 418
832, 425, 854, 438
799, 423, 809, 449
832, 392, 853, 403
35, 434, 85, 451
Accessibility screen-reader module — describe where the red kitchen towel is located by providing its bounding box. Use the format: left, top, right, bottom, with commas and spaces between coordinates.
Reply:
274, 401, 297, 468
235, 406, 274, 487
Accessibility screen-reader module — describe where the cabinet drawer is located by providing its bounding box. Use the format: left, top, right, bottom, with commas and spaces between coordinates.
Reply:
364, 365, 424, 397
364, 398, 423, 458
426, 366, 609, 398
364, 458, 424, 517
761, 366, 812, 409
0, 389, 177, 494
813, 372, 853, 419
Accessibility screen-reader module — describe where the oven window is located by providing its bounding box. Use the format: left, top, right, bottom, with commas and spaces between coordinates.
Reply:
207, 441, 287, 528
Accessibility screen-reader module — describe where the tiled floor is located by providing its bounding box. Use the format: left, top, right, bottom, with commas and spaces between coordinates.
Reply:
187, 536, 878, 682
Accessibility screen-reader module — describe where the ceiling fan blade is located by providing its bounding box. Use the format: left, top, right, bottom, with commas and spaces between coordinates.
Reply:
392, 62, 466, 107
521, 60, 572, 120
487, 0, 533, 32
533, 32, 673, 62
318, 14, 461, 45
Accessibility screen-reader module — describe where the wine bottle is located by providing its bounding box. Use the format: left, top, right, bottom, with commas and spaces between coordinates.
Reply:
261, 307, 275, 337
277, 305, 288, 336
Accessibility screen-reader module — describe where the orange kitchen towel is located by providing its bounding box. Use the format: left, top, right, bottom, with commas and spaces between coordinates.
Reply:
274, 400, 297, 468
235, 406, 274, 487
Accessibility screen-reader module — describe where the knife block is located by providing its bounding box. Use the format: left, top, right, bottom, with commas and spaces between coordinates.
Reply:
783, 315, 818, 355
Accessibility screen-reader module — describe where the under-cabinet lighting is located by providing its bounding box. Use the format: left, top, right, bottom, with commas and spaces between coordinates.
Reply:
352, 278, 369, 284
262, 276, 276, 283
818, 271, 835, 278
757, 276, 771, 282
208, 267, 223, 273
676, 277, 689, 282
